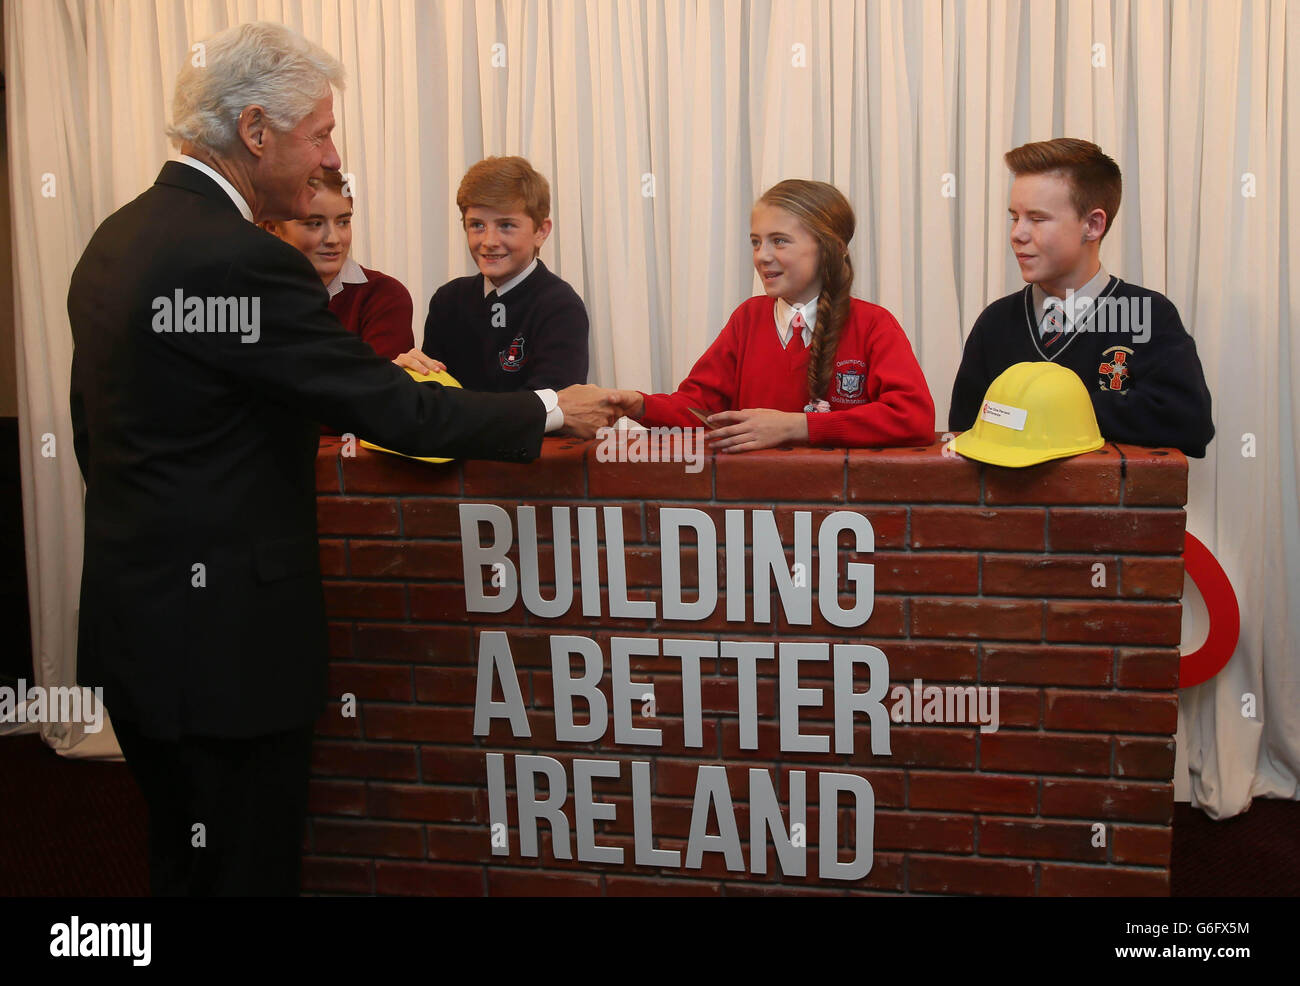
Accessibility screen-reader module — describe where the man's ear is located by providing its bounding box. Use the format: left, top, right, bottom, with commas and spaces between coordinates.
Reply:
1083, 207, 1108, 243
237, 106, 270, 158
535, 217, 553, 245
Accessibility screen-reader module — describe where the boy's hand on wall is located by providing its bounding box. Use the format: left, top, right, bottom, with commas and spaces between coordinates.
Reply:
706, 408, 809, 453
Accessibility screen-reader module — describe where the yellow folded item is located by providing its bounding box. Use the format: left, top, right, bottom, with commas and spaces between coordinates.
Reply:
359, 366, 462, 464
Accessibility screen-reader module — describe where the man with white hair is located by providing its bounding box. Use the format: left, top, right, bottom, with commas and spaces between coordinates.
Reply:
67, 21, 617, 896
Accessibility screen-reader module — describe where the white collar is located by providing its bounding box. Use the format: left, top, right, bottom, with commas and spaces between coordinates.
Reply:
325, 255, 368, 299
1032, 265, 1111, 330
177, 154, 253, 222
484, 258, 538, 297
774, 295, 817, 346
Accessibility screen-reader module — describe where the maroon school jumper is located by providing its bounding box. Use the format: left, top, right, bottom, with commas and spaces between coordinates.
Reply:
328, 265, 415, 360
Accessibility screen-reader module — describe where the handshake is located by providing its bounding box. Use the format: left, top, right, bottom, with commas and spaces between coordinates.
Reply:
556, 385, 646, 439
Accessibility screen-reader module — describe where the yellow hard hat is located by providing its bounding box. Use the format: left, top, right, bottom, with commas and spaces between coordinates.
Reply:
359, 365, 463, 464
950, 361, 1104, 467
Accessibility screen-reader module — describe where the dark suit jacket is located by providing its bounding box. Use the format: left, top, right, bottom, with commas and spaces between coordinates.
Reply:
68, 161, 545, 740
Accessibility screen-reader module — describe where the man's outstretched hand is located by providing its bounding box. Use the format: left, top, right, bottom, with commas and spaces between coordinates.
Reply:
557, 384, 631, 439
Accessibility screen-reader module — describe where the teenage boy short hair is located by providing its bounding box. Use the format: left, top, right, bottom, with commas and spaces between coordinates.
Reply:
456, 156, 551, 228
1004, 138, 1122, 240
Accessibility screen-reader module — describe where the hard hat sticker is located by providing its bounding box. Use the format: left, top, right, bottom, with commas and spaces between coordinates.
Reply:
979, 399, 1028, 431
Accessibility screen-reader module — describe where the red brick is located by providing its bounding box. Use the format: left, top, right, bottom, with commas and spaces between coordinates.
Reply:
367, 784, 482, 823
328, 663, 413, 702
1121, 557, 1185, 598
348, 540, 464, 579
399, 499, 464, 538
1044, 690, 1177, 734
318, 539, 347, 576
1119, 446, 1188, 506
1115, 648, 1181, 689
315, 702, 363, 738
908, 772, 1038, 814
312, 740, 419, 781
647, 504, 904, 549
911, 597, 1042, 640
1041, 778, 1172, 823
980, 732, 1111, 775
364, 705, 475, 743
847, 446, 980, 503
353, 624, 474, 664
341, 446, 462, 495
714, 448, 845, 501
983, 555, 1117, 597
874, 813, 974, 853
413, 667, 478, 704
316, 496, 400, 536
870, 727, 976, 769
308, 779, 367, 816
982, 645, 1112, 686
653, 760, 753, 798
983, 449, 1121, 505
1039, 864, 1168, 896
327, 622, 353, 659
978, 818, 1106, 860
909, 855, 1036, 896
777, 765, 906, 808
1045, 601, 1181, 645
1112, 825, 1173, 865
1049, 508, 1185, 553
316, 442, 342, 493
314, 819, 425, 858
426, 824, 496, 863
301, 855, 371, 893
1114, 737, 1176, 780
462, 438, 587, 497
994, 687, 1042, 728
606, 876, 724, 896
874, 552, 979, 593
586, 437, 713, 498
487, 869, 601, 896
420, 746, 493, 785
779, 595, 906, 638
880, 641, 979, 680
408, 584, 527, 623
912, 507, 1045, 550
375, 861, 483, 896
322, 581, 407, 619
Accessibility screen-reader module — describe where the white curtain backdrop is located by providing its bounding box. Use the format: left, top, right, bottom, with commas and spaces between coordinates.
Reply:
5, 0, 1297, 817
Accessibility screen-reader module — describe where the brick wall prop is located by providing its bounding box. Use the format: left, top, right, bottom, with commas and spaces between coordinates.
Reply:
308, 432, 1186, 897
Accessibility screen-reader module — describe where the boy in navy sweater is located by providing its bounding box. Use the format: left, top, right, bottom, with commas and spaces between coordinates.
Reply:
422, 156, 589, 392
950, 139, 1214, 457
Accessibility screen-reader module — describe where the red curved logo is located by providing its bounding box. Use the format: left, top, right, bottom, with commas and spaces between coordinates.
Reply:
1181, 532, 1240, 688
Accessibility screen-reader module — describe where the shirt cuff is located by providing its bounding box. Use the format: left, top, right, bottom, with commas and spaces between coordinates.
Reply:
535, 389, 564, 433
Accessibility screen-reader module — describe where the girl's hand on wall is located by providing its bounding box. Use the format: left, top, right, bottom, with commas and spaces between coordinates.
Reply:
705, 409, 808, 452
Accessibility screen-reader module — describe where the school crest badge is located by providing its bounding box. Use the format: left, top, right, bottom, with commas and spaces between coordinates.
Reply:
1099, 346, 1133, 393
835, 370, 864, 400
499, 334, 526, 372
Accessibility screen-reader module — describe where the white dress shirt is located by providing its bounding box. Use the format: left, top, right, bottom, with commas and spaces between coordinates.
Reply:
484, 258, 538, 296
774, 296, 817, 347
177, 155, 253, 222
325, 255, 369, 299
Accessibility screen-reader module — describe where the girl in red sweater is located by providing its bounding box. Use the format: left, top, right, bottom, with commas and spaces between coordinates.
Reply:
616, 180, 934, 451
